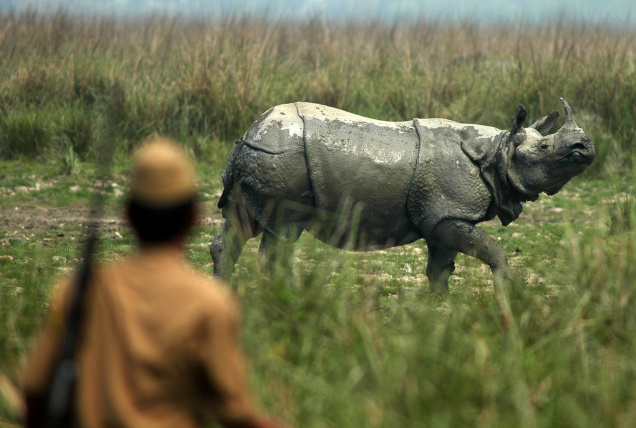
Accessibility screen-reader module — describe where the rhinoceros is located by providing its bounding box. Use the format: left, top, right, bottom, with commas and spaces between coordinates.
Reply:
210, 99, 595, 290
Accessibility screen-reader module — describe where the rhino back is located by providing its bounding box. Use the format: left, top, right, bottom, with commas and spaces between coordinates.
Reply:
298, 103, 420, 246
408, 119, 497, 237
243, 103, 304, 154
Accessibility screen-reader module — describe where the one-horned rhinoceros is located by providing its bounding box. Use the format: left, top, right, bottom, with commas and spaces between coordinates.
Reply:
210, 99, 595, 290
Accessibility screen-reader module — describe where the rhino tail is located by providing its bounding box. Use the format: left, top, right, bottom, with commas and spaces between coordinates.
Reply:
218, 138, 245, 209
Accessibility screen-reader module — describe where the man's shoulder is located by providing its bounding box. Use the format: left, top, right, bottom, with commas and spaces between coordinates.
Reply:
184, 268, 236, 306
174, 269, 241, 334
100, 258, 240, 333
101, 255, 238, 313
161, 263, 239, 321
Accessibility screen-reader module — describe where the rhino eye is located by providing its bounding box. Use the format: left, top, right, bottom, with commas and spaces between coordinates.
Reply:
539, 141, 550, 150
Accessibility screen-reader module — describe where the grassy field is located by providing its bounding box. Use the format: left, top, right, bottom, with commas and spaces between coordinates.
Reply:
1, 12, 635, 427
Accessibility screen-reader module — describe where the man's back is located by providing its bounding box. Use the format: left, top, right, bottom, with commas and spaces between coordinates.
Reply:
24, 246, 256, 428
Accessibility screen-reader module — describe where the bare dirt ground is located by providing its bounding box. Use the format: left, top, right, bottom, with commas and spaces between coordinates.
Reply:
0, 201, 224, 246
1, 204, 92, 248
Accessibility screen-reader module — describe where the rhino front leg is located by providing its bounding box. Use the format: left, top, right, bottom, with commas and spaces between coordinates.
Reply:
427, 219, 512, 285
425, 243, 458, 292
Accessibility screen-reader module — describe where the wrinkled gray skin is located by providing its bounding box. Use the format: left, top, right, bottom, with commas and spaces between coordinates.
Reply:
210, 98, 595, 290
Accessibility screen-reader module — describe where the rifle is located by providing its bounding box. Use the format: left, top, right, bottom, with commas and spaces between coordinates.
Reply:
35, 85, 124, 428
41, 233, 97, 428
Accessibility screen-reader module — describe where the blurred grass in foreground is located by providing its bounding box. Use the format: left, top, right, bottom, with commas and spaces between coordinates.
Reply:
238, 186, 636, 428
4, 172, 633, 427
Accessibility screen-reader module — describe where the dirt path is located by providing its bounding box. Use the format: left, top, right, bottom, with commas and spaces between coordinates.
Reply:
0, 201, 224, 246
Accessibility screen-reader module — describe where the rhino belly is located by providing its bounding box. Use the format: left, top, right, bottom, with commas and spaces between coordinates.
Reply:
299, 103, 421, 248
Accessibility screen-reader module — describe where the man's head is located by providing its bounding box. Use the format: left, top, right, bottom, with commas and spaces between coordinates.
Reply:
127, 137, 197, 244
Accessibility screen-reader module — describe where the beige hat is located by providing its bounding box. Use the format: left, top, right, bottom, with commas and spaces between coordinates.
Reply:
130, 137, 197, 206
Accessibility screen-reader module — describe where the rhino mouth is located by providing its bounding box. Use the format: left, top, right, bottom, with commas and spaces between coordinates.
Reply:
569, 149, 594, 165
566, 140, 595, 165
545, 184, 566, 196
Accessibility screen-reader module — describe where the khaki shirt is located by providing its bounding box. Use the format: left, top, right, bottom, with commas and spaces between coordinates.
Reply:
22, 246, 257, 428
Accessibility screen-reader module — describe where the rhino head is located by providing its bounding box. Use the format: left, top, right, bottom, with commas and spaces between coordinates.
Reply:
505, 98, 596, 199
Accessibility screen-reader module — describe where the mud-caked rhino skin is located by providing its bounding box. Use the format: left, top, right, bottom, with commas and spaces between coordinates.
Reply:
211, 99, 595, 290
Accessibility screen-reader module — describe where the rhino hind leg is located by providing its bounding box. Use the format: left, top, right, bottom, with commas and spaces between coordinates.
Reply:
210, 197, 260, 279
257, 199, 308, 276
425, 243, 458, 292
210, 221, 243, 279
212, 145, 313, 278
258, 227, 303, 276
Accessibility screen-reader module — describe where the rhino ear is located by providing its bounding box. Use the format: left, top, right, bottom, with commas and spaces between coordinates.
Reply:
529, 110, 560, 135
510, 104, 527, 136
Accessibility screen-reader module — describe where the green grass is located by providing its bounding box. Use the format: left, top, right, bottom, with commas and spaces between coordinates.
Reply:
1, 12, 636, 428
1, 158, 635, 428
0, 14, 634, 174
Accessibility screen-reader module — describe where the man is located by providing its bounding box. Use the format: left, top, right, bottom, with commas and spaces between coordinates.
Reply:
21, 138, 287, 428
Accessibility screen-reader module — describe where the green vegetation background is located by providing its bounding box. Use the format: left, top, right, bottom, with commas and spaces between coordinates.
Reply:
0, 13, 635, 427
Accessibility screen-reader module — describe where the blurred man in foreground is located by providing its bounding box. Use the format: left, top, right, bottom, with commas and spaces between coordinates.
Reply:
21, 138, 287, 428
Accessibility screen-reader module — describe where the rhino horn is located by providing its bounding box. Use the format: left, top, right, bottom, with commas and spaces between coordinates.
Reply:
559, 98, 579, 129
